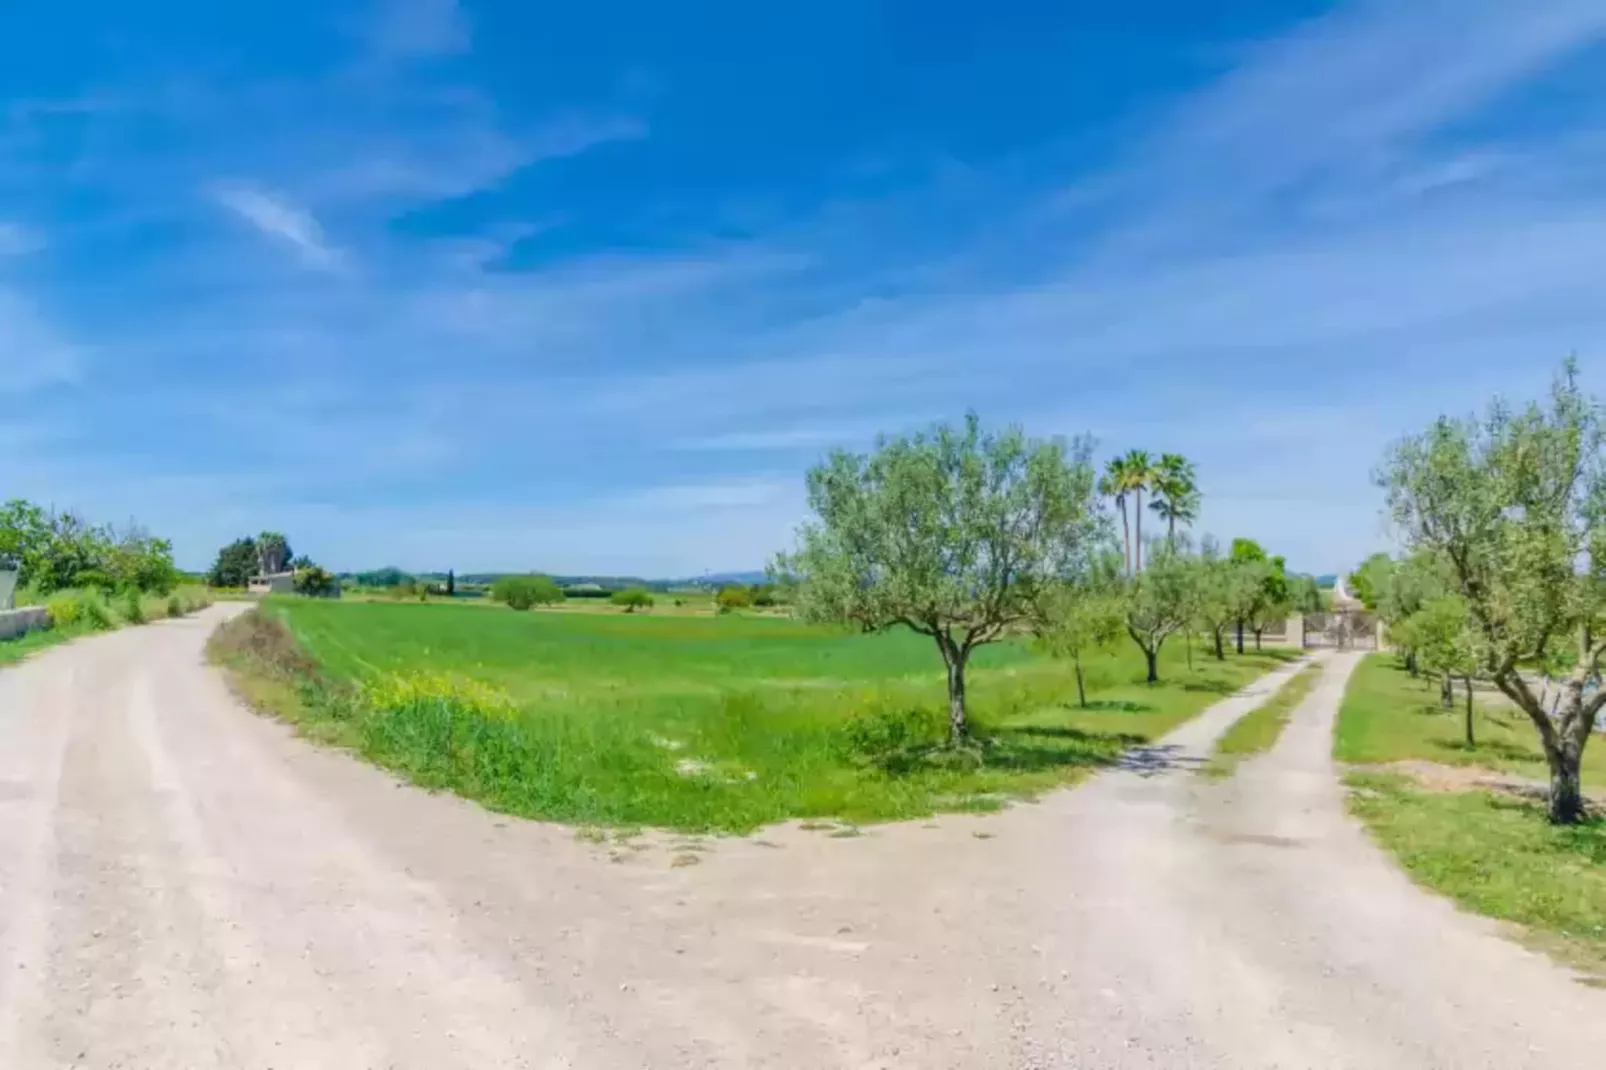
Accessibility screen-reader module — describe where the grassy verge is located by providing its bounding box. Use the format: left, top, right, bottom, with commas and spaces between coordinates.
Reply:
1339, 654, 1606, 975
1204, 661, 1323, 778
1335, 654, 1606, 784
1349, 772, 1606, 973
0, 586, 215, 668
212, 601, 1297, 833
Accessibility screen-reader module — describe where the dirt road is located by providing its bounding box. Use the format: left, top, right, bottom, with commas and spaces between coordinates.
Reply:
1, 608, 1602, 1068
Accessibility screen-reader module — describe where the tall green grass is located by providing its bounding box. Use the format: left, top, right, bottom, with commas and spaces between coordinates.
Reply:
220, 601, 1297, 833
0, 585, 214, 668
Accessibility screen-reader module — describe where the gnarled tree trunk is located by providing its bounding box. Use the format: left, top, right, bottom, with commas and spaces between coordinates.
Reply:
1496, 670, 1597, 825
938, 636, 970, 744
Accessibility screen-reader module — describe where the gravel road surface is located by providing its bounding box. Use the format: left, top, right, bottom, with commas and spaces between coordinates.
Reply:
1, 607, 1602, 1068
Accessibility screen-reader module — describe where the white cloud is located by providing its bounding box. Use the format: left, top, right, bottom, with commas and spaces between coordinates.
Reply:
213, 185, 344, 270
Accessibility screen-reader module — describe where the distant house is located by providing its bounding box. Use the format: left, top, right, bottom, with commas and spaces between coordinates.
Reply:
248, 571, 296, 595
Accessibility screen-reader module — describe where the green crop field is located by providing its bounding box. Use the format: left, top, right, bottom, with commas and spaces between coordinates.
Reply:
233, 599, 1297, 832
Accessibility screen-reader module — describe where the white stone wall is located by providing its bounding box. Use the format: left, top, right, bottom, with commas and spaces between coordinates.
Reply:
0, 606, 50, 641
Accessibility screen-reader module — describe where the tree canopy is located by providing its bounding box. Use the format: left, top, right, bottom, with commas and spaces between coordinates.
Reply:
2, 500, 177, 595
1378, 360, 1606, 823
1122, 539, 1196, 684
776, 414, 1102, 742
492, 574, 564, 610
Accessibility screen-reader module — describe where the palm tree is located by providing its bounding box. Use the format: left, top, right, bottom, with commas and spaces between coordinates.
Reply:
1119, 450, 1157, 571
1102, 450, 1157, 574
1149, 453, 1200, 547
1099, 461, 1132, 575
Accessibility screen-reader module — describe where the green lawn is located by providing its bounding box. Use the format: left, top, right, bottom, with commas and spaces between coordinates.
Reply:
1338, 654, 1606, 974
1205, 661, 1322, 778
217, 599, 1296, 832
1350, 772, 1606, 972
1335, 654, 1606, 786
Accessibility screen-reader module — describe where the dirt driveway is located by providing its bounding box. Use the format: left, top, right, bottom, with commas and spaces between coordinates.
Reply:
1, 607, 1602, 1068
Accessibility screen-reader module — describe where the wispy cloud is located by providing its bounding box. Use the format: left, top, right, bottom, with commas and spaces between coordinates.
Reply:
363, 0, 471, 61
213, 185, 345, 270
0, 290, 80, 394
10, 0, 1606, 577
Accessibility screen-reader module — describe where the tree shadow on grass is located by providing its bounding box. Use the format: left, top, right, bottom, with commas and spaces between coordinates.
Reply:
1432, 738, 1536, 765
1079, 699, 1153, 713
975, 725, 1155, 775
1180, 679, 1241, 695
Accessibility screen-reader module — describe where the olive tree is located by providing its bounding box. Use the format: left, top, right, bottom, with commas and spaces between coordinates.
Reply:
1378, 361, 1606, 823
775, 415, 1102, 744
1399, 593, 1481, 742
1123, 539, 1196, 684
1034, 551, 1126, 708
1192, 537, 1265, 661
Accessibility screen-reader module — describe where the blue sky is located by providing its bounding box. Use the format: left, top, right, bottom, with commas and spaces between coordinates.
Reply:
2, 0, 1605, 577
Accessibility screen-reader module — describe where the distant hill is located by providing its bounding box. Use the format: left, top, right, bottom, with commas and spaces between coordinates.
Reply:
348, 569, 770, 592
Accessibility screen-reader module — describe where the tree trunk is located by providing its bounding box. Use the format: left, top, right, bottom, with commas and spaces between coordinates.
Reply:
1463, 675, 1475, 748
944, 647, 969, 744
1074, 661, 1087, 708
1406, 651, 1418, 677
1168, 512, 1176, 547
1493, 668, 1595, 825
1252, 626, 1263, 651
1212, 627, 1225, 661
1134, 490, 1144, 572
1439, 673, 1453, 709
1235, 619, 1245, 655
1119, 502, 1131, 576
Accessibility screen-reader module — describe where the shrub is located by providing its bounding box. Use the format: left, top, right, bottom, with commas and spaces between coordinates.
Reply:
491, 574, 564, 611
45, 593, 80, 629
79, 593, 115, 631
293, 565, 341, 598
836, 703, 946, 773
611, 587, 655, 612
715, 585, 752, 611
206, 608, 319, 679
167, 594, 183, 617
120, 588, 145, 624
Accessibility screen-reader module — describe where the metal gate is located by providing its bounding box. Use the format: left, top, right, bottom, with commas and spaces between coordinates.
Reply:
1303, 610, 1377, 650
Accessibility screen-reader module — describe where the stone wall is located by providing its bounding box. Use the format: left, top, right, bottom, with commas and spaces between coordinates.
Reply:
0, 606, 49, 642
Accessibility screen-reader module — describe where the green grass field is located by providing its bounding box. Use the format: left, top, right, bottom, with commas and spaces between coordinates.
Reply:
1205, 661, 1322, 778
1335, 655, 1606, 785
1338, 654, 1606, 973
224, 599, 1297, 832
